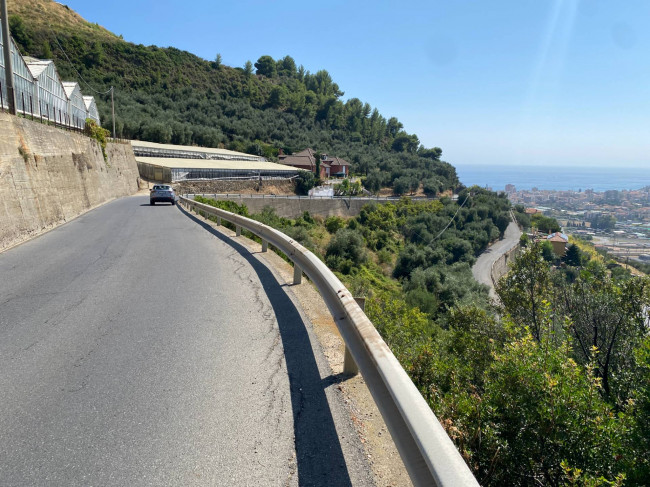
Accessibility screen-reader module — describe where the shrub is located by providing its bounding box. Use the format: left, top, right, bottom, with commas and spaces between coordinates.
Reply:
325, 228, 367, 272
325, 216, 345, 234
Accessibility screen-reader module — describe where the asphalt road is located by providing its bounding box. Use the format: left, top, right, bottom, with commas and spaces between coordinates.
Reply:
0, 195, 372, 486
471, 221, 522, 299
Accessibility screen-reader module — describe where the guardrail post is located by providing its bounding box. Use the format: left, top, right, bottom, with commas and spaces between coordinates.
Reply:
216, 216, 221, 226
293, 263, 302, 284
343, 346, 358, 376
236, 225, 241, 236
262, 240, 268, 252
344, 296, 365, 376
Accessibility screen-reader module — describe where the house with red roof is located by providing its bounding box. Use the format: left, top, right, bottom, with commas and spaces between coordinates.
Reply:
279, 148, 349, 179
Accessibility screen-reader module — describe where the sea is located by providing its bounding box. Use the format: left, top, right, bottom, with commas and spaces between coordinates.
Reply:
454, 164, 650, 193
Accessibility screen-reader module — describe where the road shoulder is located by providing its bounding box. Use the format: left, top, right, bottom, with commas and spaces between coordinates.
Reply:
180, 205, 412, 487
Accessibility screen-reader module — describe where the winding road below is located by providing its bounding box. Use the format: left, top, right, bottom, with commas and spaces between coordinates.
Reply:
471, 221, 522, 299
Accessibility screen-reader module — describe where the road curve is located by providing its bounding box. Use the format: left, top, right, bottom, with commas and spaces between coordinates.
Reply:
472, 221, 522, 299
0, 195, 372, 486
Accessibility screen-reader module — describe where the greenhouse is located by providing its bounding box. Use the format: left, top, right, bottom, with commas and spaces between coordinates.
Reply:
63, 82, 86, 129
26, 60, 68, 124
131, 140, 267, 162
0, 25, 35, 115
83, 95, 100, 124
135, 156, 298, 183
1, 21, 101, 127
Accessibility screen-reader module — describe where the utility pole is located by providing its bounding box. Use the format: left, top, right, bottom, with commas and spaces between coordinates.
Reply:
1, 0, 17, 114
110, 86, 115, 138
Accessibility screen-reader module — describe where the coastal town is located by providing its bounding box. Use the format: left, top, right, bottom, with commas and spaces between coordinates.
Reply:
504, 185, 650, 263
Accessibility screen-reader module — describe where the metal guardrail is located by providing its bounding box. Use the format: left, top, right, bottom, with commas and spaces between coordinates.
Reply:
179, 195, 479, 487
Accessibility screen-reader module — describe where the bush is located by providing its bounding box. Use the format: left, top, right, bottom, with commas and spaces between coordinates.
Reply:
86, 119, 110, 162
325, 216, 345, 234
325, 228, 367, 273
194, 195, 249, 216
282, 225, 314, 249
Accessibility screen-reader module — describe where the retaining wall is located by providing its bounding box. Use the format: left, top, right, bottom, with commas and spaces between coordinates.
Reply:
491, 244, 520, 287
192, 194, 389, 219
0, 113, 140, 251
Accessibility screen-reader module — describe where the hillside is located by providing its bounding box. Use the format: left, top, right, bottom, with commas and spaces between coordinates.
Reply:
8, 0, 458, 194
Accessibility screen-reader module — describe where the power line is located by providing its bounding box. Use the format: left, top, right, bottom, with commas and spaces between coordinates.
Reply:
402, 192, 472, 246
47, 25, 112, 96
47, 24, 116, 136
430, 192, 471, 242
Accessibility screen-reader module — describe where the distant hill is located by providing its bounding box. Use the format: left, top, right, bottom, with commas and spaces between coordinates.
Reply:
8, 0, 459, 193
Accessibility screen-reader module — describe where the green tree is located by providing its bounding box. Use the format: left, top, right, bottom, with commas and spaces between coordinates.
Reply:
478, 316, 628, 486
243, 60, 253, 76
277, 55, 297, 77
294, 170, 315, 195
540, 240, 556, 262
519, 232, 529, 248
531, 213, 561, 234
83, 41, 104, 68
494, 213, 510, 238
563, 243, 582, 267
496, 243, 553, 340
626, 336, 650, 483
254, 55, 277, 77
41, 40, 52, 59
9, 15, 32, 52
214, 53, 222, 70
555, 270, 650, 404
325, 229, 367, 273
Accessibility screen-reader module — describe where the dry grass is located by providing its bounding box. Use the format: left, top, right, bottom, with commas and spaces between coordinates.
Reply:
9, 0, 119, 41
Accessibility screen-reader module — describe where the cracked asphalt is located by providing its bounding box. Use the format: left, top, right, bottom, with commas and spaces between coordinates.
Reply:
0, 195, 373, 486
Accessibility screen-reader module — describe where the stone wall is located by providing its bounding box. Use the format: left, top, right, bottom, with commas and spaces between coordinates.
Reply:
191, 194, 390, 219
491, 244, 520, 287
0, 113, 140, 251
175, 179, 295, 195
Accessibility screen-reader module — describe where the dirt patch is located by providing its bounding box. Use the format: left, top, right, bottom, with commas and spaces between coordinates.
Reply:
183, 204, 412, 487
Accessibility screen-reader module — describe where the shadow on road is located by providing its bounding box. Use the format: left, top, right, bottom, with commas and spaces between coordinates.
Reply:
180, 206, 353, 487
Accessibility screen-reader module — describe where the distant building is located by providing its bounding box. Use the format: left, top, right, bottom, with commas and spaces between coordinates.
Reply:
279, 148, 349, 179
505, 184, 516, 193
320, 153, 349, 178
546, 232, 569, 256
278, 148, 319, 174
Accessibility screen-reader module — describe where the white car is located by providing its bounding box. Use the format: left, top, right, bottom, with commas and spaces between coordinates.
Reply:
149, 185, 176, 205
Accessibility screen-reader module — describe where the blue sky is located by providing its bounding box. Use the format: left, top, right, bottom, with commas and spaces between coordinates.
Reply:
62, 0, 649, 168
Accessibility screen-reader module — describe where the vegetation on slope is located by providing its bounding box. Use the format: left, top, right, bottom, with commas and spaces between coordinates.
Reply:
193, 196, 650, 486
9, 0, 458, 194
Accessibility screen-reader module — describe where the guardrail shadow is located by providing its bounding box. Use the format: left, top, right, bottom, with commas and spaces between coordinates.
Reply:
179, 206, 353, 486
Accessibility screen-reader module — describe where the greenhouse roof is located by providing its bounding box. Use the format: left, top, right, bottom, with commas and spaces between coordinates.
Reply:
135, 157, 297, 172
25, 59, 53, 78
62, 82, 80, 98
131, 140, 263, 159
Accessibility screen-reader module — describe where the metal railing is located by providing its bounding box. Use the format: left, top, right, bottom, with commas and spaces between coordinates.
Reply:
179, 195, 479, 487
